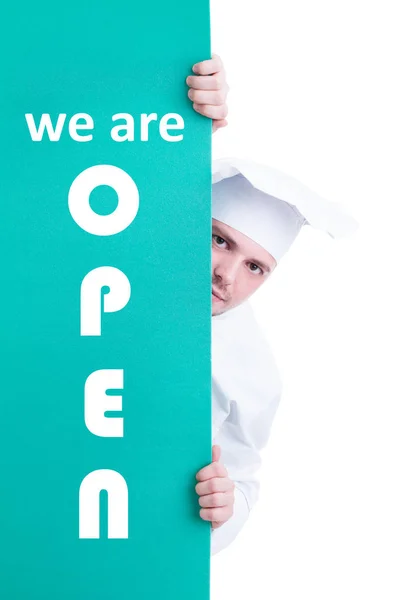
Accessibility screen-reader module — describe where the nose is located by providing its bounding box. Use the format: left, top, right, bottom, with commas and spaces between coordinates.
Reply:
213, 255, 240, 287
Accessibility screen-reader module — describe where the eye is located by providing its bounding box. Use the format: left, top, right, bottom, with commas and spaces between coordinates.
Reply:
248, 262, 263, 275
213, 234, 228, 249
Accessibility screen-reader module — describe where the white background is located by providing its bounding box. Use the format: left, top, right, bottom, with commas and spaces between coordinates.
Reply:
210, 1, 398, 598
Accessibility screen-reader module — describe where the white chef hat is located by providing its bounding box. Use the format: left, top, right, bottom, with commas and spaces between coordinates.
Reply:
212, 157, 358, 263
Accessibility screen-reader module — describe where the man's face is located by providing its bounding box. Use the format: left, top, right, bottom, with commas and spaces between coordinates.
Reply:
212, 218, 277, 316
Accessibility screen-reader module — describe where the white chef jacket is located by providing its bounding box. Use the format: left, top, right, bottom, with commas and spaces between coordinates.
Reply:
210, 300, 282, 555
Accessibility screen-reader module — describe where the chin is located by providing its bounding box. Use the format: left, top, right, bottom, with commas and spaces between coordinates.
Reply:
212, 302, 228, 317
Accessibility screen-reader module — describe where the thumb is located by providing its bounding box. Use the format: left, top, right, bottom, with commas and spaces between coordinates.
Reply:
212, 444, 221, 463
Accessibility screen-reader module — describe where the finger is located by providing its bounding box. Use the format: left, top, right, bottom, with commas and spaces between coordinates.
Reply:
188, 89, 226, 106
193, 104, 228, 120
195, 476, 234, 496
196, 460, 227, 481
192, 54, 223, 76
212, 444, 221, 463
198, 491, 234, 508
186, 73, 225, 91
212, 119, 228, 133
199, 506, 232, 523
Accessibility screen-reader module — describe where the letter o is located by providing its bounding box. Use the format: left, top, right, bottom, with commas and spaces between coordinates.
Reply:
68, 165, 139, 235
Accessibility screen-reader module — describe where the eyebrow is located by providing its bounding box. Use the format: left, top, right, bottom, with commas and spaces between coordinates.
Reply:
212, 225, 271, 273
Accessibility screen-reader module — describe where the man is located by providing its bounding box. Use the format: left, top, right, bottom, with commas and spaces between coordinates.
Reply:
194, 158, 357, 555
187, 55, 356, 554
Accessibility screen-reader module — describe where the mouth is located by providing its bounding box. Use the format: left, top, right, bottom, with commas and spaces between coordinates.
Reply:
212, 288, 226, 303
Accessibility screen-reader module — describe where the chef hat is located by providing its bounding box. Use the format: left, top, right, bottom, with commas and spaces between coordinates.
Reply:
212, 157, 357, 263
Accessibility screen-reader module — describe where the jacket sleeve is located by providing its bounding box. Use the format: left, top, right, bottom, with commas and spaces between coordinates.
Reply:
211, 391, 280, 555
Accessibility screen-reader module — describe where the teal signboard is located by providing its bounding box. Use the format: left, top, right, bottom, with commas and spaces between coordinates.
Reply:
0, 2, 211, 598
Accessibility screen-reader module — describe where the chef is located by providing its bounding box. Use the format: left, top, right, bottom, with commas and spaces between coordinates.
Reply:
193, 157, 357, 555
